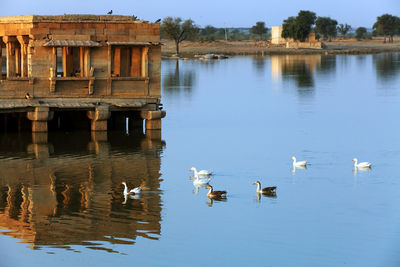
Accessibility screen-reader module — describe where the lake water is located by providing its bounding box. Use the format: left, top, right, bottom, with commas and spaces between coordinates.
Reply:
1, 53, 400, 266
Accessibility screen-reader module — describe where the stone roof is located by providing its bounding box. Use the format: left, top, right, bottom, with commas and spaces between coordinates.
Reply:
0, 15, 149, 24
43, 40, 101, 47
0, 98, 146, 109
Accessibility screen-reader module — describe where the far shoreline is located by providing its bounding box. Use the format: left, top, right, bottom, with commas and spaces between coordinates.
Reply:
161, 38, 400, 57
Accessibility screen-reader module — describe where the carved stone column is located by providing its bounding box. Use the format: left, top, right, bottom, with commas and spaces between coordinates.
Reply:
87, 105, 110, 131
0, 37, 3, 79
27, 107, 54, 132
3, 36, 17, 78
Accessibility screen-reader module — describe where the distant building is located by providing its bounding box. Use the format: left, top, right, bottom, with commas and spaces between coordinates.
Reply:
270, 26, 322, 49
271, 26, 291, 45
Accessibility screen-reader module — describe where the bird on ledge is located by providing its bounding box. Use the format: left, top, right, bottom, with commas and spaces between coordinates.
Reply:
107, 10, 113, 15
25, 93, 32, 100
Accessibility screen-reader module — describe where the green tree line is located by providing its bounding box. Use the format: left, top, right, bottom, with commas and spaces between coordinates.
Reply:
281, 10, 400, 42
160, 13, 400, 55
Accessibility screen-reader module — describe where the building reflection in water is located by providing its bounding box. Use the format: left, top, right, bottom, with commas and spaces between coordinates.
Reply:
271, 55, 337, 97
0, 130, 165, 253
271, 55, 321, 88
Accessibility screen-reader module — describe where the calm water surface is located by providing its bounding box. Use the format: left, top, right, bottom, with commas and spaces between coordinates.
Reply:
1, 54, 400, 266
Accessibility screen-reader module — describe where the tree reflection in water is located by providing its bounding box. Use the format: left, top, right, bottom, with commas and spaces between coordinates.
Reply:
252, 55, 267, 74
0, 131, 165, 253
373, 53, 400, 82
162, 60, 196, 97
271, 55, 337, 97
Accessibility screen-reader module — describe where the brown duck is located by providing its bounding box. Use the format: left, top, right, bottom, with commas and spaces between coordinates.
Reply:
206, 185, 227, 199
253, 181, 276, 195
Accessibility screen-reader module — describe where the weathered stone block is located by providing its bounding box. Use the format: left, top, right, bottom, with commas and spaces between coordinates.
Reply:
140, 110, 166, 120
145, 119, 161, 130
27, 107, 53, 121
87, 105, 110, 121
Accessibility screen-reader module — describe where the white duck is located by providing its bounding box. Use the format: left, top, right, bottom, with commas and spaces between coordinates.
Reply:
122, 182, 141, 195
291, 156, 307, 167
189, 167, 213, 177
352, 158, 372, 168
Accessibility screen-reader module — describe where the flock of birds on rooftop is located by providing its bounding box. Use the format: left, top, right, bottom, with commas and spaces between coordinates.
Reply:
121, 157, 372, 203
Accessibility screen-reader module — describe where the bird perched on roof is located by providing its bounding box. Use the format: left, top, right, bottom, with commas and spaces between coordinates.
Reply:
154, 19, 161, 23
25, 93, 32, 100
107, 10, 113, 15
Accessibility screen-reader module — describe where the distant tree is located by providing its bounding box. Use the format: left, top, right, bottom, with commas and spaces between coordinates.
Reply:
229, 29, 247, 41
282, 16, 297, 39
295, 10, 317, 41
200, 25, 218, 41
282, 10, 316, 41
315, 17, 338, 41
251, 21, 268, 40
217, 28, 228, 41
161, 17, 199, 55
373, 14, 400, 43
355, 27, 367, 40
201, 25, 217, 36
337, 24, 351, 39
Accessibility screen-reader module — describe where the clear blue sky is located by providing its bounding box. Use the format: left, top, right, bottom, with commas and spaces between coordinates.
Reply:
2, 0, 399, 28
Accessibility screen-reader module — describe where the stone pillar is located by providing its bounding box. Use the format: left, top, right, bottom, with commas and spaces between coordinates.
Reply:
141, 46, 149, 78
3, 36, 17, 78
0, 38, 3, 79
87, 105, 110, 131
15, 46, 21, 76
140, 110, 166, 130
27, 107, 54, 132
84, 47, 91, 77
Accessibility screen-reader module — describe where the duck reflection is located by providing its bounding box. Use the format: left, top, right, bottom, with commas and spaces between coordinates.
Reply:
291, 165, 307, 173
206, 196, 227, 207
0, 130, 165, 253
255, 191, 277, 202
191, 181, 209, 195
352, 166, 371, 176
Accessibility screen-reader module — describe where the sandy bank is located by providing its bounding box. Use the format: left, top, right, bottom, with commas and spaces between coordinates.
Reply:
161, 39, 400, 57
